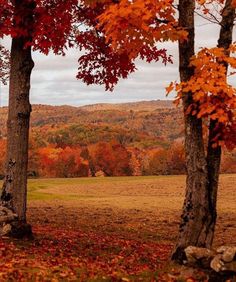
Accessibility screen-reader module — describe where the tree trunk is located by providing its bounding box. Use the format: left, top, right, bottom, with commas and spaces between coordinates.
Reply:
172, 0, 235, 262
0, 0, 35, 238
172, 0, 212, 262
172, 0, 211, 262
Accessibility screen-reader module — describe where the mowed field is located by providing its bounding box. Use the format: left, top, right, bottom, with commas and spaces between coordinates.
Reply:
0, 175, 235, 281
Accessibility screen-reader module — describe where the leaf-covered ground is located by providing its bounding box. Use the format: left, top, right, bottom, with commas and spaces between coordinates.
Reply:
0, 175, 236, 281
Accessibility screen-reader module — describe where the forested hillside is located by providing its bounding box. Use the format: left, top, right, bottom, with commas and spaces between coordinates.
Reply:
0, 101, 181, 144
0, 100, 234, 178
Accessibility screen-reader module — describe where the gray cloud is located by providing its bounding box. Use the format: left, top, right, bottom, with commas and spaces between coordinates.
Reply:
0, 17, 235, 107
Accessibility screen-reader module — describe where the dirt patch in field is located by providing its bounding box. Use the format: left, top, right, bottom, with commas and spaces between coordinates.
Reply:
27, 174, 236, 246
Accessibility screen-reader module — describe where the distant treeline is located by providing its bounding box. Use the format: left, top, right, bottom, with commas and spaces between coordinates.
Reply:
0, 138, 235, 178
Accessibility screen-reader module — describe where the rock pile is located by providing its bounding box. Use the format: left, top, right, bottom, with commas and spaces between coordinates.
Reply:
0, 206, 18, 236
185, 245, 236, 273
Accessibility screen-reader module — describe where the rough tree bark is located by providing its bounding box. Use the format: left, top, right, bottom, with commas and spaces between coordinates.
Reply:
172, 0, 235, 262
0, 0, 35, 238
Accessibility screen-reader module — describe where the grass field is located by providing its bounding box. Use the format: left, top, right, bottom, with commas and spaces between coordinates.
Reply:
0, 174, 235, 281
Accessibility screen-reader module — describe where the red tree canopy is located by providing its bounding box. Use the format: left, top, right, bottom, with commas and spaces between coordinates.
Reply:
0, 0, 175, 90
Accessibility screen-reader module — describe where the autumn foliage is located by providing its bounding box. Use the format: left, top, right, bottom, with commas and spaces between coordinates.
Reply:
97, 0, 187, 58
87, 0, 236, 152
0, 224, 172, 281
0, 0, 172, 91
0, 101, 234, 178
145, 142, 186, 175
167, 45, 236, 148
23, 141, 133, 178
0, 138, 183, 178
0, 134, 232, 178
0, 0, 235, 277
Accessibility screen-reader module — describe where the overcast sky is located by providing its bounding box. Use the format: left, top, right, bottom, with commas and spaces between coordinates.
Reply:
0, 15, 235, 107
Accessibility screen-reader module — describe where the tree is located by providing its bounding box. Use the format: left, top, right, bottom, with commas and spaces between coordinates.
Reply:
171, 0, 236, 261
147, 148, 170, 175
89, 141, 132, 176
37, 145, 89, 177
97, 0, 235, 261
0, 0, 171, 236
146, 142, 185, 175
167, 142, 185, 175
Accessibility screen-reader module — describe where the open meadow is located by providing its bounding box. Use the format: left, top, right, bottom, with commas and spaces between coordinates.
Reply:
0, 174, 235, 281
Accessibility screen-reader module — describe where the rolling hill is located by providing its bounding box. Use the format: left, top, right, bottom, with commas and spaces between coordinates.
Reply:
0, 100, 183, 148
